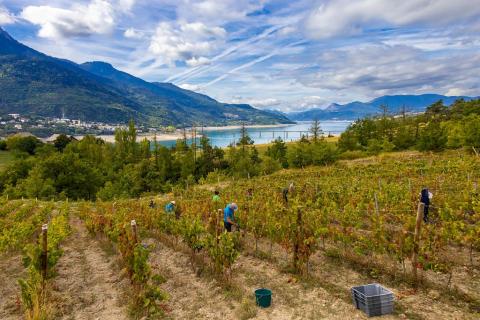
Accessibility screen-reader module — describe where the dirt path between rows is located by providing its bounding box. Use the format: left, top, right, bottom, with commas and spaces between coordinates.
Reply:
0, 254, 24, 320
251, 236, 478, 320
52, 216, 128, 320
233, 254, 384, 320
147, 236, 388, 320
147, 238, 239, 320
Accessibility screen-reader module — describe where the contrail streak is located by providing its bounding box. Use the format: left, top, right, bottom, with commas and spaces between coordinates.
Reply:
166, 24, 287, 83
200, 40, 305, 88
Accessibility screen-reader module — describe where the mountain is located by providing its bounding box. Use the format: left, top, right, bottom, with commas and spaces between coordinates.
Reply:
288, 94, 474, 121
262, 109, 289, 118
0, 27, 291, 126
80, 61, 291, 125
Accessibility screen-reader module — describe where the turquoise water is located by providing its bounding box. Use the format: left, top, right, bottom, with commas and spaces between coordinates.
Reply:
158, 121, 351, 148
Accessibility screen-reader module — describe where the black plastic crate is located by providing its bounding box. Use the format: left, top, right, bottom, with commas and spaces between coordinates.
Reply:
351, 284, 395, 317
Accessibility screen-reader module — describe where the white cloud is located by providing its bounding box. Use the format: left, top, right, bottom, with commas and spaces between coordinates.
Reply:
21, 1, 115, 39
278, 26, 297, 36
118, 0, 136, 12
445, 88, 470, 96
175, 0, 262, 24
0, 6, 15, 25
181, 22, 226, 38
297, 96, 330, 109
178, 83, 201, 91
124, 27, 143, 39
148, 21, 226, 66
305, 0, 480, 39
227, 95, 332, 112
20, 0, 117, 39
186, 56, 210, 67
298, 44, 480, 97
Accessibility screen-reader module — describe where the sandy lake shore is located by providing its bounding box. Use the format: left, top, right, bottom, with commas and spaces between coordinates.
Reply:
75, 124, 294, 143
74, 133, 184, 143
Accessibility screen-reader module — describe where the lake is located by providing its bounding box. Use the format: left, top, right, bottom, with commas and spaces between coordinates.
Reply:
158, 121, 352, 148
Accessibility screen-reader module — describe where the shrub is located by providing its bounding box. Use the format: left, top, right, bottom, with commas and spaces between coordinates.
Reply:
6, 135, 43, 156
417, 121, 447, 151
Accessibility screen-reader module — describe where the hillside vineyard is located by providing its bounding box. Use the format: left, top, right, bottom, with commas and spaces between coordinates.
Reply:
1, 150, 478, 319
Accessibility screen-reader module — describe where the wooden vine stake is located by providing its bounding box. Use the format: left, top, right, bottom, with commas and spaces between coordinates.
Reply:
412, 202, 424, 288
41, 224, 48, 281
293, 207, 303, 273
216, 209, 223, 244
131, 220, 138, 244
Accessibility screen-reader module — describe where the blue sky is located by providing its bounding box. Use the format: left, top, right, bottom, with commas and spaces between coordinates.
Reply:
1, 0, 479, 112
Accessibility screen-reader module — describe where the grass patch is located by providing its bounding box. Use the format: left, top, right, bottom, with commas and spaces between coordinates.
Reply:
239, 298, 257, 320
223, 282, 244, 301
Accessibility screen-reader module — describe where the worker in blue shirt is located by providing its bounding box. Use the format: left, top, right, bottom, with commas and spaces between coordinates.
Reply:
223, 203, 238, 232
165, 200, 180, 219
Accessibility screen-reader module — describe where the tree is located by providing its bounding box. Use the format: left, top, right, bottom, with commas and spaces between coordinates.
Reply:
114, 120, 138, 165
266, 138, 288, 168
197, 136, 226, 177
261, 156, 281, 175
311, 141, 338, 165
177, 148, 195, 182
18, 167, 55, 199
463, 115, 480, 148
379, 104, 389, 118
53, 134, 75, 152
237, 123, 254, 150
250, 146, 261, 165
417, 121, 447, 151
338, 129, 360, 151
126, 119, 138, 162
139, 138, 151, 159
426, 100, 448, 118
392, 126, 416, 150
287, 141, 312, 168
38, 152, 104, 200
309, 119, 323, 142
0, 158, 33, 191
227, 146, 258, 178
6, 135, 43, 156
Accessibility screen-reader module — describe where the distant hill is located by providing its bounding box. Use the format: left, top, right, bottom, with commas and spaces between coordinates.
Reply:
288, 94, 474, 121
0, 27, 291, 126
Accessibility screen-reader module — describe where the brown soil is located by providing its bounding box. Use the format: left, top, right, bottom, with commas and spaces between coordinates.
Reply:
308, 251, 477, 320
250, 235, 479, 320
233, 254, 380, 320
147, 238, 239, 320
0, 254, 24, 320
148, 235, 391, 320
51, 216, 128, 320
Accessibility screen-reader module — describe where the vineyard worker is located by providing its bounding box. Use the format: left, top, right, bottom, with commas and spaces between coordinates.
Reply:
246, 188, 254, 199
420, 188, 433, 223
165, 200, 176, 215
282, 182, 295, 204
212, 190, 221, 207
149, 199, 156, 208
223, 203, 238, 232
